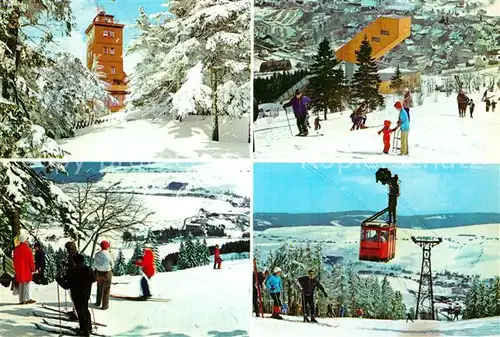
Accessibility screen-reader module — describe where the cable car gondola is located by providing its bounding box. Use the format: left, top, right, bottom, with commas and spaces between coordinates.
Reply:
359, 168, 400, 263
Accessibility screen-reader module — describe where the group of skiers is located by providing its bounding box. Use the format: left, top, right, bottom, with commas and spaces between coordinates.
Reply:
10, 234, 156, 337
458, 89, 497, 118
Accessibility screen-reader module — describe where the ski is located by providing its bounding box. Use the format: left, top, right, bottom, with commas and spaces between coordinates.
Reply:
33, 311, 106, 327
34, 322, 79, 336
272, 317, 339, 328
295, 134, 324, 137
109, 294, 171, 302
41, 303, 73, 315
41, 320, 109, 337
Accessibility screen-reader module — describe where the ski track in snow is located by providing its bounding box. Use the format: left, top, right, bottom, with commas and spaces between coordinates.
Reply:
58, 114, 250, 160
252, 315, 500, 336
0, 260, 250, 337
254, 94, 500, 162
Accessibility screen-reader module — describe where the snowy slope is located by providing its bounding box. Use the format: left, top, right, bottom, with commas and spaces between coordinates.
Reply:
254, 93, 500, 162
58, 114, 250, 160
0, 260, 250, 337
252, 315, 500, 336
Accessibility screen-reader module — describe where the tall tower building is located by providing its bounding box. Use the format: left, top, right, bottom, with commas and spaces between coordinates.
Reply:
85, 10, 128, 112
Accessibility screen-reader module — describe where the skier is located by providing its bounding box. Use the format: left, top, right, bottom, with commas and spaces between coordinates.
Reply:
469, 99, 475, 118
350, 102, 369, 130
253, 268, 269, 317
93, 240, 114, 310
13, 233, 36, 304
356, 307, 364, 318
406, 312, 414, 323
133, 244, 155, 299
392, 101, 410, 155
33, 241, 47, 285
265, 267, 283, 319
339, 305, 346, 318
213, 244, 222, 269
457, 89, 468, 117
403, 88, 413, 122
326, 303, 334, 317
453, 306, 460, 321
297, 269, 328, 323
377, 120, 397, 154
64, 241, 79, 320
56, 253, 96, 337
485, 98, 491, 112
492, 100, 497, 112
314, 116, 321, 131
282, 89, 311, 136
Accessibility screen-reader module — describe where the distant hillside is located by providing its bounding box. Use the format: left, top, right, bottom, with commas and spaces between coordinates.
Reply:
253, 211, 500, 230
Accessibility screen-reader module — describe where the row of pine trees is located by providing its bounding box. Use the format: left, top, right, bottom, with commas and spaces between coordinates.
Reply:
463, 276, 500, 319
255, 36, 412, 118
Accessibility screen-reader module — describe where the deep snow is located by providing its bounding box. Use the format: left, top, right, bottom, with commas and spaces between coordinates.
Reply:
58, 114, 250, 160
0, 260, 250, 337
254, 93, 500, 162
252, 315, 500, 336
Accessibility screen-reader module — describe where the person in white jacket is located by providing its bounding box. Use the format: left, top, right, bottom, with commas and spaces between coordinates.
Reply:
93, 241, 114, 310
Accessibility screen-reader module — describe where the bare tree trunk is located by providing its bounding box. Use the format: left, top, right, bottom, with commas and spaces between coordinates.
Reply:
89, 233, 100, 265
211, 70, 219, 142
8, 208, 21, 242
2, 5, 20, 100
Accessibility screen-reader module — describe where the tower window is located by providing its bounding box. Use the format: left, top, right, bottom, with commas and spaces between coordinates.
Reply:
110, 31, 115, 37
103, 30, 108, 37
372, 36, 381, 42
103, 47, 108, 54
110, 48, 115, 55
111, 66, 116, 74
381, 30, 390, 36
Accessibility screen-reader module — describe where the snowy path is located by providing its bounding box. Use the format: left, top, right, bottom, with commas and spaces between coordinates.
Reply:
59, 114, 250, 160
254, 94, 500, 162
0, 260, 250, 337
252, 315, 500, 336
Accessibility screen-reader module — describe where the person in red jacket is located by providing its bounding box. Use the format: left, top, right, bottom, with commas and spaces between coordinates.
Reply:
13, 233, 36, 304
213, 244, 222, 269
134, 244, 155, 299
377, 120, 397, 154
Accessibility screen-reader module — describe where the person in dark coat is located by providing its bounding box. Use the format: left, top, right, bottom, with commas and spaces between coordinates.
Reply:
253, 268, 269, 317
469, 99, 475, 118
64, 241, 78, 320
283, 90, 311, 136
56, 253, 96, 337
326, 303, 334, 317
492, 100, 497, 112
457, 89, 468, 117
33, 242, 47, 285
406, 312, 414, 323
298, 269, 328, 322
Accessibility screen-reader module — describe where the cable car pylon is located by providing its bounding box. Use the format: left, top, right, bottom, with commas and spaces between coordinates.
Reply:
412, 236, 442, 320
359, 168, 399, 262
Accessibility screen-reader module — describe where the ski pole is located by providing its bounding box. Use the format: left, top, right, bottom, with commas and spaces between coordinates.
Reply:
57, 284, 62, 337
284, 108, 293, 136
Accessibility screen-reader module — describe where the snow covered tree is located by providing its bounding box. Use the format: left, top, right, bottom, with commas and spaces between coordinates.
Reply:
350, 35, 384, 111
390, 291, 406, 320
464, 276, 480, 319
54, 248, 68, 277
127, 243, 143, 276
177, 241, 189, 270
379, 276, 394, 319
128, 0, 250, 141
308, 38, 348, 119
331, 263, 349, 310
44, 244, 56, 283
113, 249, 127, 276
389, 65, 405, 94
196, 239, 210, 266
144, 229, 165, 273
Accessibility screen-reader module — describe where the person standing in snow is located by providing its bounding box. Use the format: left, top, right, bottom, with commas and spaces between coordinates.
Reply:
13, 233, 36, 304
406, 312, 414, 323
282, 90, 311, 136
492, 100, 497, 113
265, 267, 283, 319
392, 102, 410, 155
402, 88, 413, 122
297, 269, 328, 323
253, 268, 269, 317
64, 241, 79, 320
56, 253, 95, 337
93, 240, 114, 310
469, 99, 475, 118
326, 303, 334, 317
213, 244, 222, 269
356, 307, 364, 318
485, 98, 491, 112
33, 242, 47, 285
377, 120, 397, 154
457, 89, 469, 117
134, 244, 155, 299
339, 305, 346, 318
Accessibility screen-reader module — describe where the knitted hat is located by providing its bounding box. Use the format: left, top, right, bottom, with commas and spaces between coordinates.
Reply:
384, 120, 391, 126
273, 267, 282, 273
18, 233, 28, 243
100, 240, 110, 250
394, 101, 403, 110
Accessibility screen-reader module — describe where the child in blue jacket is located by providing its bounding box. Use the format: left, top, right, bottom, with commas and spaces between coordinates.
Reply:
265, 267, 284, 319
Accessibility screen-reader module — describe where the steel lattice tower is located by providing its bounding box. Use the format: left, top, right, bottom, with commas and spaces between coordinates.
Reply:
412, 236, 442, 320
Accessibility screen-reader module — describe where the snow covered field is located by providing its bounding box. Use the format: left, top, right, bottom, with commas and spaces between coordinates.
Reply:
0, 260, 250, 337
252, 315, 500, 337
254, 93, 500, 162
58, 114, 250, 160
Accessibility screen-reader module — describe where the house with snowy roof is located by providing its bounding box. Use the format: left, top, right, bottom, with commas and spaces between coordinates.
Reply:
378, 67, 421, 94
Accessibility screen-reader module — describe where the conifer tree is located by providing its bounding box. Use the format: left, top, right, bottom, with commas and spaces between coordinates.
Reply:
177, 241, 188, 270
464, 277, 480, 319
200, 239, 211, 265
44, 244, 56, 283
380, 276, 394, 319
144, 230, 165, 273
389, 65, 405, 94
113, 249, 127, 276
127, 242, 143, 276
350, 35, 384, 110
390, 291, 406, 320
54, 248, 68, 277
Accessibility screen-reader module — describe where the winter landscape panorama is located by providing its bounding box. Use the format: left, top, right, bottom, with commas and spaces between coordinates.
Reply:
254, 0, 500, 162
0, 161, 251, 336
0, 0, 251, 160
252, 163, 500, 336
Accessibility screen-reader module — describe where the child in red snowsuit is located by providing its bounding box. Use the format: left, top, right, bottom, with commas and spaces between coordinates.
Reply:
377, 120, 396, 154
213, 244, 222, 269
